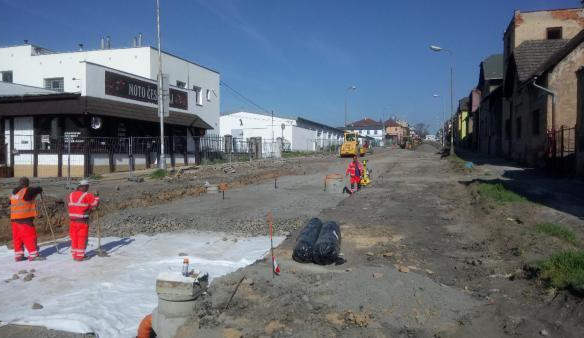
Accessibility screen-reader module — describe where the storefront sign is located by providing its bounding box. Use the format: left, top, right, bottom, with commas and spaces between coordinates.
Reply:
105, 71, 188, 110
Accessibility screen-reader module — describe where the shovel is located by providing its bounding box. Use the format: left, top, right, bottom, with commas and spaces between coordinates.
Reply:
95, 210, 109, 257
40, 194, 60, 254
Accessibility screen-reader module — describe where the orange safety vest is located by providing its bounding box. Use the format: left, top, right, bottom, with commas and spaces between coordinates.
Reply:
10, 187, 37, 220
68, 191, 98, 220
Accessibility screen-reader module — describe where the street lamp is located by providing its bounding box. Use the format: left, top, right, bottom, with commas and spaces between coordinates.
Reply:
344, 85, 357, 127
433, 94, 446, 146
430, 44, 455, 155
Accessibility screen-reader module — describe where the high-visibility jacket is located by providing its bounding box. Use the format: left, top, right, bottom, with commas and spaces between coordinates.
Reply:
346, 161, 364, 178
10, 187, 37, 220
68, 190, 99, 221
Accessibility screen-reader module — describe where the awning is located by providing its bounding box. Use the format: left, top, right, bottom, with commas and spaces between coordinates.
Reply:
0, 94, 212, 129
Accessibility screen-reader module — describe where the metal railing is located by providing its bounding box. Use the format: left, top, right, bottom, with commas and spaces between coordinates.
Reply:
1, 134, 290, 179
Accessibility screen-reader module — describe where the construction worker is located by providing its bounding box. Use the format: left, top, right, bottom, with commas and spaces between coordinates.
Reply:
10, 177, 44, 261
345, 155, 364, 193
68, 179, 99, 261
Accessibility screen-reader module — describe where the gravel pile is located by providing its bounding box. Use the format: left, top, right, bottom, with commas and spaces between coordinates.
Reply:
99, 212, 306, 238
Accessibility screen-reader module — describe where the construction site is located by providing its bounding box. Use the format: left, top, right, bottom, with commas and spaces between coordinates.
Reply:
1, 143, 584, 338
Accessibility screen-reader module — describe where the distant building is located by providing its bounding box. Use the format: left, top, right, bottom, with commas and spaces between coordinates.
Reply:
219, 111, 344, 151
475, 54, 504, 156
343, 118, 385, 145
384, 119, 408, 145
456, 97, 470, 146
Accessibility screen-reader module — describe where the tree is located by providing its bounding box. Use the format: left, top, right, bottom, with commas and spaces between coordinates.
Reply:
413, 123, 430, 138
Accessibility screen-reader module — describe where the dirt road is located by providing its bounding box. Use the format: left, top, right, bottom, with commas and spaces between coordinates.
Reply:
177, 145, 584, 337
2, 145, 584, 337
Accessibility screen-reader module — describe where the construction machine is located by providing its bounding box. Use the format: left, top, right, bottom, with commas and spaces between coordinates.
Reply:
339, 132, 366, 157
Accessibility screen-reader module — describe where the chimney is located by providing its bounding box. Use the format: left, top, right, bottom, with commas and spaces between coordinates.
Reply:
133, 37, 137, 48
138, 33, 143, 47
100, 37, 105, 49
106, 36, 111, 49
78, 43, 84, 51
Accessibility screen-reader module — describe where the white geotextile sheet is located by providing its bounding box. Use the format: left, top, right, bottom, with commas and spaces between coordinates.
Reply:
0, 231, 283, 337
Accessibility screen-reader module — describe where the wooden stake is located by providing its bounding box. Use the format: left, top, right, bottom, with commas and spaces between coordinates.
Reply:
269, 211, 275, 279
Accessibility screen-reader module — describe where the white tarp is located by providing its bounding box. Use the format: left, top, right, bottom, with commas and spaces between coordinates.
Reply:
0, 231, 283, 337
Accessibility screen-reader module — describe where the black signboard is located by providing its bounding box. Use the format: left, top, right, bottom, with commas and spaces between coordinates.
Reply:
104, 71, 188, 110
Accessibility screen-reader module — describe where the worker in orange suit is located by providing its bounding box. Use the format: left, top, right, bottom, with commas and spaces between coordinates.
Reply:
10, 177, 44, 261
68, 179, 99, 261
345, 155, 364, 193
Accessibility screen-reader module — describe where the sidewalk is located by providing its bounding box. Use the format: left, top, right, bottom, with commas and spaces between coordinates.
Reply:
456, 149, 584, 220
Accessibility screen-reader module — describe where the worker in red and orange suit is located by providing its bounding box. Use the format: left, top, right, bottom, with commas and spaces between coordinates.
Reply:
68, 179, 99, 261
345, 155, 364, 193
10, 177, 44, 261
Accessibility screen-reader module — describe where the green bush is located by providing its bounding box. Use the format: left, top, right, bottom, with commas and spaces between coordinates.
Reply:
538, 251, 584, 293
535, 223, 579, 246
477, 183, 526, 203
149, 169, 167, 179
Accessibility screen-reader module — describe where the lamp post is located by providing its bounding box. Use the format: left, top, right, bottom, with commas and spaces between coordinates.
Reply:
433, 94, 446, 146
156, 0, 166, 169
430, 45, 454, 155
344, 85, 357, 127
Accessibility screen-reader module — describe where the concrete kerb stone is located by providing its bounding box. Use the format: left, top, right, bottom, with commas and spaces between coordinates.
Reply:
153, 272, 208, 338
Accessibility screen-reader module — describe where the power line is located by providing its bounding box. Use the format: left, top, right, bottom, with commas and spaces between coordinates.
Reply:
220, 80, 270, 113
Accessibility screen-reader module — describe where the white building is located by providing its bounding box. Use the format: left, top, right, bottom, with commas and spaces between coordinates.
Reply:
344, 118, 385, 145
220, 111, 344, 151
0, 42, 220, 177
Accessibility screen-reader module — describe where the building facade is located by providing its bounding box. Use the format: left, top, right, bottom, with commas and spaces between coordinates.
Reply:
344, 118, 385, 145
0, 43, 220, 177
219, 111, 344, 151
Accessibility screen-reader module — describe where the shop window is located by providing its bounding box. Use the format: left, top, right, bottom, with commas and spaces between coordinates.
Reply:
516, 117, 522, 139
532, 110, 540, 135
1, 71, 13, 83
547, 27, 563, 40
44, 77, 64, 92
193, 86, 203, 106
176, 80, 186, 88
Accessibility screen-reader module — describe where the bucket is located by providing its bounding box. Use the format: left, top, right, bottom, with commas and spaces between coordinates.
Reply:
206, 185, 219, 194
324, 174, 345, 194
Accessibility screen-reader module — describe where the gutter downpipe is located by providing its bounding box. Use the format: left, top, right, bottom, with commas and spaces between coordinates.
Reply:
531, 76, 556, 158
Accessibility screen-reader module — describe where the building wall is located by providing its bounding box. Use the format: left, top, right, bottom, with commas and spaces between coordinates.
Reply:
0, 45, 220, 132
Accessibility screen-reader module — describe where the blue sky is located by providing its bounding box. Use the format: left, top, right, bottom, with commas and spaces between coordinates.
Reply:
0, 0, 580, 131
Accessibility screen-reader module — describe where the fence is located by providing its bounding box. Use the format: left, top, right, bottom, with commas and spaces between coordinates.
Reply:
546, 126, 576, 173
1, 134, 286, 178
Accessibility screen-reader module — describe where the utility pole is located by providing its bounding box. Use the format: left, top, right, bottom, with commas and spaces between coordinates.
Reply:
156, 0, 166, 169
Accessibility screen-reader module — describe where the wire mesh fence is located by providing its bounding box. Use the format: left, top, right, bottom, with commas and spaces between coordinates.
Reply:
1, 134, 298, 178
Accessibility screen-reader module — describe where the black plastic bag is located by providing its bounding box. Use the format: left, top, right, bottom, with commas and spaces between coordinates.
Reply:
313, 221, 341, 265
292, 218, 323, 263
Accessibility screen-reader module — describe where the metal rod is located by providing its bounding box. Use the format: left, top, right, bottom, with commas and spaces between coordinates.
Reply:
269, 212, 275, 279
40, 194, 59, 254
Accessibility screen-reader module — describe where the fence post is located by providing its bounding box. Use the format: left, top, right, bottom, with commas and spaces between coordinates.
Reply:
129, 137, 135, 176
170, 136, 176, 169
108, 138, 115, 173
66, 136, 71, 189
560, 126, 565, 159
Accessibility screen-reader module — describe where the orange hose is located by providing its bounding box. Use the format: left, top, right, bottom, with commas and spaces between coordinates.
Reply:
137, 314, 153, 338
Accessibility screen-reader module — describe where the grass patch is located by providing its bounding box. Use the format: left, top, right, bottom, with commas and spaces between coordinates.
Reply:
448, 154, 473, 172
537, 251, 584, 293
535, 223, 579, 246
201, 158, 228, 165
89, 174, 103, 180
149, 169, 168, 179
477, 183, 526, 203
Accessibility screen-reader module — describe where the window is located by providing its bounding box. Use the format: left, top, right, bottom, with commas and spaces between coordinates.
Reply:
44, 77, 64, 92
176, 80, 186, 88
505, 119, 511, 140
367, 130, 370, 135
547, 27, 563, 40
374, 130, 378, 135
532, 110, 540, 135
1, 71, 13, 83
193, 86, 202, 105
516, 117, 522, 139
206, 89, 211, 101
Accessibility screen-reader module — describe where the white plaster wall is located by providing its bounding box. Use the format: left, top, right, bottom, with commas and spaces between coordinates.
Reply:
219, 113, 294, 141
291, 126, 317, 151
